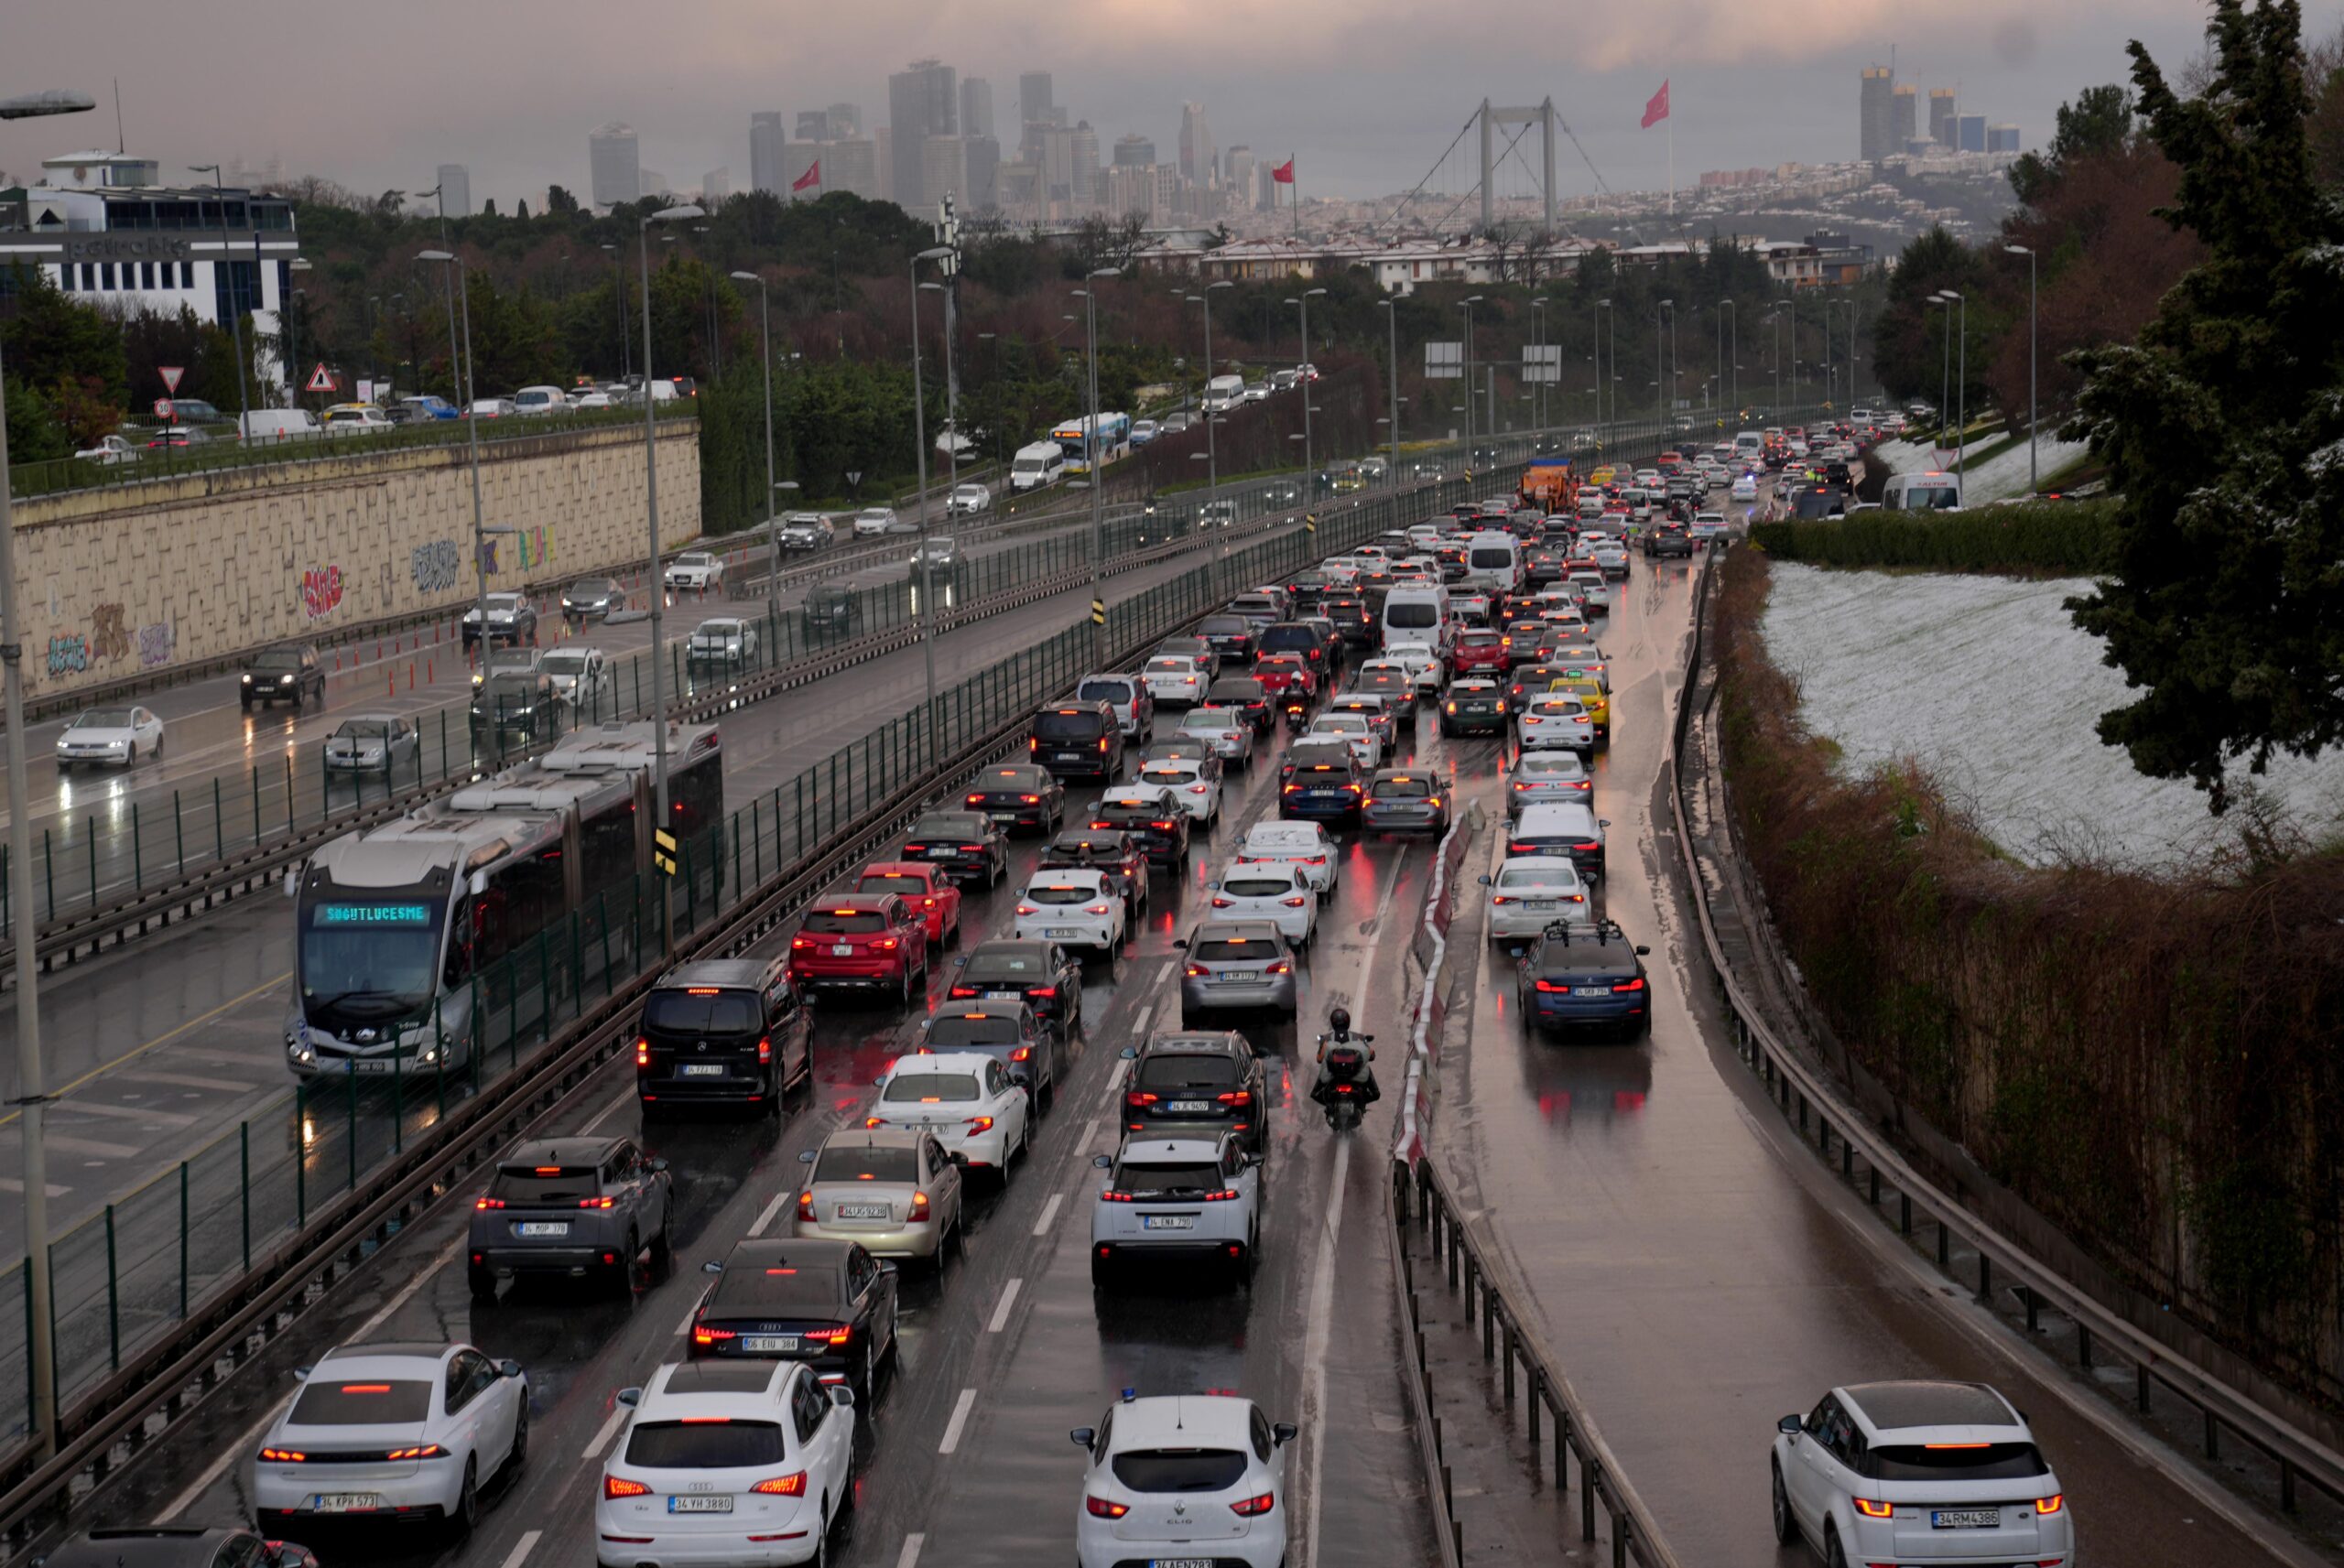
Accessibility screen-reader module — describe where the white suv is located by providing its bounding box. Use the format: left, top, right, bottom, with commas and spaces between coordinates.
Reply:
1014, 868, 1126, 956
1089, 1132, 1263, 1287
1069, 1391, 1295, 1568
664, 551, 722, 593
1208, 860, 1317, 946
945, 482, 992, 516
597, 1359, 854, 1567
1233, 819, 1338, 897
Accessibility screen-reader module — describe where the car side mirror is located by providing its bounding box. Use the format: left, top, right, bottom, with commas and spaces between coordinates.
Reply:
1119, 1046, 1138, 1059
1092, 1154, 1113, 1170
830, 1385, 856, 1409
950, 1152, 970, 1168
1069, 1426, 1096, 1448
1274, 1422, 1298, 1446
1598, 819, 1611, 829
499, 1358, 524, 1379
648, 1157, 668, 1173
1777, 1413, 1802, 1436
701, 1260, 725, 1275
1172, 937, 1188, 950
293, 1365, 312, 1381
275, 1546, 312, 1568
798, 1149, 817, 1164
954, 956, 970, 968
618, 1387, 643, 1407
1476, 874, 1492, 885
876, 1260, 899, 1274
1634, 946, 1650, 956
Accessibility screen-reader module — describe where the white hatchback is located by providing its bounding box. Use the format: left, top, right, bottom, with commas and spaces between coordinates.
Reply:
1070, 1391, 1293, 1568
597, 1360, 853, 1567
1481, 855, 1591, 944
867, 1051, 1030, 1173
1303, 712, 1384, 769
1014, 868, 1127, 955
1135, 758, 1221, 824
1518, 694, 1595, 754
1208, 860, 1317, 946
1233, 819, 1339, 896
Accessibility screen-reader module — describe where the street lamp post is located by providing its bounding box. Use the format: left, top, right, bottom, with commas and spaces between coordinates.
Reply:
1930, 291, 1958, 472
1186, 281, 1232, 518
730, 271, 779, 598
417, 250, 493, 705
1594, 297, 1613, 453
1286, 287, 1326, 493
1655, 299, 1673, 432
1377, 297, 1401, 484
2005, 245, 2038, 494
1530, 297, 1546, 433
1074, 266, 1120, 664
910, 245, 957, 750
190, 163, 253, 436
600, 242, 630, 380
1947, 290, 1968, 491
1717, 297, 1734, 427
1460, 296, 1483, 462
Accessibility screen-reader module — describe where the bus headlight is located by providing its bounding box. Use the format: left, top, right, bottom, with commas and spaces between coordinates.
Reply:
286, 1035, 314, 1065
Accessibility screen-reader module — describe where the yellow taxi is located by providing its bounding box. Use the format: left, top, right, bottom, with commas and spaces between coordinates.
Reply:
1588, 465, 1617, 487
1545, 674, 1610, 741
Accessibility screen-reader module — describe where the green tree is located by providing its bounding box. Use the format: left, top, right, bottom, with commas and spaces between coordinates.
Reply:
1, 263, 128, 414
2066, 0, 2344, 808
481, 198, 499, 219
2010, 84, 2136, 205
546, 185, 581, 216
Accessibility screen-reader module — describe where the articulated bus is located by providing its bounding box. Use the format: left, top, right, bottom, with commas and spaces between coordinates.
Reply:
1052, 412, 1132, 475
284, 720, 724, 1080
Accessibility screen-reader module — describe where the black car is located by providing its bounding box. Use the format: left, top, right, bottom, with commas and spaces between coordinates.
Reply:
562, 577, 624, 624
1643, 524, 1694, 558
1204, 675, 1273, 735
1439, 678, 1510, 737
1514, 918, 1654, 1039
1507, 662, 1579, 713
467, 1135, 673, 1299
1155, 634, 1222, 681
470, 672, 561, 749
917, 999, 1056, 1107
1196, 614, 1256, 664
239, 643, 325, 711
1320, 593, 1376, 648
1278, 742, 1366, 821
1282, 574, 1334, 616
635, 957, 810, 1113
38, 1530, 317, 1568
900, 810, 1008, 887
960, 762, 1067, 835
801, 583, 863, 639
688, 1238, 899, 1400
1037, 827, 1151, 925
1028, 700, 1124, 783
1256, 620, 1331, 676
1298, 616, 1348, 676
1088, 790, 1190, 869
949, 938, 1083, 1034
1118, 1031, 1268, 1155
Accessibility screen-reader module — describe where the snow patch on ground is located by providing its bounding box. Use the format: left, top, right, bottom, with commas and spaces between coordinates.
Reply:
1872, 434, 2089, 501
1762, 563, 2344, 870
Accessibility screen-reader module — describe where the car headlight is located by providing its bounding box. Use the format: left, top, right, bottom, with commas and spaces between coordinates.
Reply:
241, 674, 254, 684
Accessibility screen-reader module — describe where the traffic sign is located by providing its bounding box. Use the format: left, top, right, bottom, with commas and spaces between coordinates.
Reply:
305, 362, 338, 394
1304, 513, 1317, 534
653, 827, 678, 877
152, 397, 174, 419
158, 366, 185, 394
1090, 598, 1106, 626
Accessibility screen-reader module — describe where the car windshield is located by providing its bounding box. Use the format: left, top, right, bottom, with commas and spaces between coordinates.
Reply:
1182, 712, 1240, 734
709, 1266, 844, 1312
1193, 935, 1275, 961
298, 895, 444, 1026
642, 989, 759, 1035
1034, 711, 1106, 742
1146, 658, 1196, 675
288, 1379, 436, 1426
1116, 1161, 1225, 1198
696, 622, 744, 637
883, 1073, 980, 1102
1313, 717, 1367, 734
332, 720, 393, 740
250, 650, 303, 671
539, 653, 588, 676
677, 554, 712, 568
71, 709, 133, 728
1077, 680, 1134, 704
963, 948, 1051, 978
1517, 753, 1586, 779
1139, 765, 1198, 785
1024, 884, 1096, 906
1136, 1054, 1243, 1090
1374, 777, 1433, 798
910, 814, 985, 837
570, 579, 616, 596
1865, 1443, 2048, 1482
803, 911, 887, 935
624, 1421, 787, 1470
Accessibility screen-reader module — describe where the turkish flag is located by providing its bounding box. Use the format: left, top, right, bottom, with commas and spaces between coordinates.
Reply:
1272, 157, 1295, 184
1641, 81, 1670, 128
792, 160, 820, 192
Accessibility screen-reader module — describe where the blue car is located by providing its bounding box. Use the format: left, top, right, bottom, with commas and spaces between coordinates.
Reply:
1277, 742, 1364, 822
1514, 919, 1652, 1038
397, 394, 461, 421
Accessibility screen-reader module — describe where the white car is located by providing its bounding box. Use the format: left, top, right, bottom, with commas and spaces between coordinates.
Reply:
1234, 819, 1339, 897
254, 1341, 527, 1538
597, 1359, 852, 1568
55, 706, 164, 769
73, 433, 138, 464
866, 1051, 1030, 1173
1373, 649, 1445, 697
1567, 570, 1612, 613
1014, 867, 1127, 956
1303, 712, 1384, 769
1519, 694, 1596, 754
1143, 654, 1207, 707
1070, 1390, 1294, 1568
570, 389, 613, 409
1177, 707, 1254, 768
945, 483, 992, 517
1691, 513, 1729, 546
537, 646, 614, 711
467, 397, 517, 419
665, 551, 722, 593
512, 384, 568, 416
852, 507, 898, 536
1771, 1381, 2074, 1568
1208, 860, 1317, 946
1590, 540, 1631, 579
1481, 855, 1591, 944
794, 1127, 964, 1260
1506, 748, 1593, 815
1088, 1133, 1264, 1288
323, 714, 419, 775
686, 617, 761, 670
1135, 757, 1221, 824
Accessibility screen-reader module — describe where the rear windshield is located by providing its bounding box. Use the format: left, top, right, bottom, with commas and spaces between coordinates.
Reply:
883, 1073, 979, 1102
813, 1146, 917, 1184
289, 1379, 435, 1425
1497, 865, 1574, 888
642, 989, 759, 1035
1136, 1054, 1243, 1090
624, 1420, 787, 1470
927, 1016, 1020, 1048
1025, 884, 1097, 906
1077, 679, 1135, 704
1373, 777, 1433, 798
1258, 625, 1316, 649
1146, 658, 1196, 674
1139, 766, 1198, 787
710, 1268, 842, 1312
964, 948, 1052, 977
1865, 1443, 2048, 1482
1386, 601, 1438, 628
1112, 1448, 1249, 1492
1193, 937, 1276, 961
1457, 632, 1502, 649
1220, 876, 1294, 898
1117, 1162, 1224, 1198
489, 1165, 600, 1203
1469, 547, 1515, 568
803, 911, 887, 935
1034, 710, 1109, 741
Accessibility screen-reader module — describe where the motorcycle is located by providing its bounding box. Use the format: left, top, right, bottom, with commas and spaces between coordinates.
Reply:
1283, 698, 1312, 736
1311, 1031, 1378, 1131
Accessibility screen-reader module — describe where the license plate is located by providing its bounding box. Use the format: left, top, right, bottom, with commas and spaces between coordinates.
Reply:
831, 944, 854, 957
1573, 986, 1610, 998
836, 1204, 889, 1219
1524, 901, 1557, 912
668, 1495, 735, 1514
349, 1059, 393, 1075
1168, 1100, 1214, 1114
989, 810, 1019, 821
310, 1494, 381, 1513
1930, 1509, 2000, 1530
928, 846, 958, 858
1142, 1215, 1194, 1230
679, 1064, 726, 1077
741, 1336, 799, 1353
984, 990, 1021, 1001
1047, 927, 1084, 938
1152, 1560, 1215, 1568
516, 1221, 569, 1237
1218, 971, 1259, 983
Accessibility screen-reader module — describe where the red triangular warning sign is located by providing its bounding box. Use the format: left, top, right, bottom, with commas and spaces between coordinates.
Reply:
159, 366, 185, 394
305, 362, 337, 394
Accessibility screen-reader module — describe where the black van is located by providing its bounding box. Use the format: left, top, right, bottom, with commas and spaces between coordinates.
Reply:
1029, 700, 1124, 782
636, 957, 811, 1114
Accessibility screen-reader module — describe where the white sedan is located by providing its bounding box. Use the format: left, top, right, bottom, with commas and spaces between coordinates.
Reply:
1143, 654, 1207, 707
55, 706, 166, 769
255, 1341, 527, 1538
1135, 757, 1221, 824
1234, 819, 1339, 897
1014, 868, 1126, 956
867, 1051, 1030, 1173
1481, 855, 1591, 944
1303, 712, 1384, 769
1209, 860, 1318, 946
1731, 472, 1761, 502
1518, 694, 1596, 754
852, 507, 899, 536
1177, 707, 1255, 768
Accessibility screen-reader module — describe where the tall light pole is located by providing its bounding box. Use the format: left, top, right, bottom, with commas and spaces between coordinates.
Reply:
1377, 297, 1401, 483
1186, 280, 1233, 519
730, 271, 780, 598
1459, 295, 1483, 462
2005, 245, 2038, 494
1073, 266, 1120, 664
1530, 297, 1546, 433
1717, 297, 1734, 427
1930, 292, 1956, 469
417, 250, 493, 698
1594, 297, 1612, 453
1655, 299, 1673, 433
1944, 289, 1968, 491
0, 88, 93, 1462
600, 242, 629, 380
909, 245, 956, 751
1286, 287, 1326, 491
190, 163, 253, 437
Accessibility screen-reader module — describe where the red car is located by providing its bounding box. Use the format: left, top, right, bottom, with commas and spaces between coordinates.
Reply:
1249, 655, 1318, 701
853, 861, 962, 946
1449, 628, 1509, 678
787, 892, 929, 1001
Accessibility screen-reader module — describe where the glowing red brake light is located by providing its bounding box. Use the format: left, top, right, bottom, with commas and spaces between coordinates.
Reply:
604, 1476, 652, 1498
1086, 1497, 1130, 1518
1231, 1492, 1276, 1517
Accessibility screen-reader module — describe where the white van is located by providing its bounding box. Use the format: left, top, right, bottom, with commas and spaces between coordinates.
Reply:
1733, 430, 1764, 464
1881, 470, 1963, 512
1009, 439, 1068, 492
513, 384, 569, 416
240, 408, 320, 445
1202, 373, 1245, 414
1460, 530, 1524, 596
1381, 584, 1452, 658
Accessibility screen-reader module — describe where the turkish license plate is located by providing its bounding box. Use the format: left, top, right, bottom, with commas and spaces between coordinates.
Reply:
984, 990, 1021, 1001
831, 944, 854, 957
837, 1204, 889, 1219
1142, 1215, 1194, 1230
1219, 971, 1259, 983
1573, 986, 1610, 998
1168, 1100, 1214, 1114
679, 1064, 725, 1077
1152, 1559, 1215, 1568
668, 1495, 735, 1514
928, 846, 958, 858
1524, 900, 1557, 912
349, 1059, 393, 1075
1930, 1509, 2000, 1530
516, 1222, 569, 1237
310, 1493, 381, 1512
989, 810, 1019, 821
1047, 926, 1084, 938
741, 1335, 800, 1353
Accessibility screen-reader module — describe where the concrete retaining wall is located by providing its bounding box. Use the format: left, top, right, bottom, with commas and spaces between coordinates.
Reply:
11, 420, 700, 700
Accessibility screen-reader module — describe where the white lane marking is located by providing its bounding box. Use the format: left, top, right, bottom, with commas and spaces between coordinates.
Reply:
1079, 1114, 1101, 1147
938, 1388, 978, 1454
987, 1277, 1022, 1333
1032, 1193, 1063, 1237
1130, 1002, 1154, 1038
896, 1533, 927, 1568
582, 1402, 628, 1461
579, 1087, 634, 1135
748, 1189, 790, 1238
159, 1234, 466, 1519
498, 1530, 543, 1568
0, 1178, 69, 1196
39, 1131, 141, 1159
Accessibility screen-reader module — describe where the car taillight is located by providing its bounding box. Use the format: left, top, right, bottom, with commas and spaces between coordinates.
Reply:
790, 936, 812, 950
475, 1196, 505, 1209
1202, 1189, 1240, 1201
1010, 1046, 1034, 1061
604, 1476, 652, 1498
580, 1195, 616, 1209
1574, 840, 1601, 852
1211, 897, 1233, 908
966, 794, 985, 806
1099, 737, 1112, 753
1280, 896, 1307, 907
809, 1325, 852, 1346
1086, 1496, 1131, 1518
950, 984, 980, 998
1612, 977, 1646, 993
1853, 1498, 1894, 1519
798, 1190, 814, 1219
752, 1472, 808, 1497
1231, 1492, 1276, 1517
910, 1191, 931, 1221
635, 1037, 650, 1067
1022, 794, 1041, 804
1028, 737, 1039, 752
864, 1115, 887, 1129
1151, 820, 1177, 830
1266, 958, 1294, 976
1098, 1190, 1134, 1203
756, 1035, 773, 1064
965, 1116, 995, 1133
1217, 1090, 1253, 1106
1185, 964, 1207, 977
693, 1325, 735, 1344
904, 844, 929, 857
1127, 1091, 1160, 1106
1016, 904, 1039, 916
2035, 1494, 2066, 1516
876, 937, 898, 951
260, 1447, 309, 1462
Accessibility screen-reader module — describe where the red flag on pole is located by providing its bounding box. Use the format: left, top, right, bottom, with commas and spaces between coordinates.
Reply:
1271, 157, 1295, 184
1641, 81, 1670, 129
792, 160, 821, 191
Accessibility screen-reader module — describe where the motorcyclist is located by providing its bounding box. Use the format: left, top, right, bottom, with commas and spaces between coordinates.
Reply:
1309, 1005, 1381, 1122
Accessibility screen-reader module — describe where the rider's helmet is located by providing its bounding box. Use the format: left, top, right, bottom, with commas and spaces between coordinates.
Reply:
1328, 1006, 1351, 1035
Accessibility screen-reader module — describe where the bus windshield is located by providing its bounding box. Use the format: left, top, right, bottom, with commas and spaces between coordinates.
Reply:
298, 895, 447, 1029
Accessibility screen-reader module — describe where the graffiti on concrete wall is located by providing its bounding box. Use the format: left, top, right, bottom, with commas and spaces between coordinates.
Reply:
47, 634, 87, 676
301, 566, 344, 619
476, 525, 555, 578
136, 621, 176, 668
90, 603, 130, 664
410, 539, 461, 595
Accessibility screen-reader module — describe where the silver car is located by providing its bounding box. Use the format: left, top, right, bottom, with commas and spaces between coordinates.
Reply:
1176, 706, 1255, 767
1506, 748, 1593, 816
794, 1127, 965, 1262
1176, 918, 1298, 1023
323, 714, 420, 775
1360, 768, 1451, 835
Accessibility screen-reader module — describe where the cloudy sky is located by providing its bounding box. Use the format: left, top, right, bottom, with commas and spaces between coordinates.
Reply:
7, 0, 2340, 210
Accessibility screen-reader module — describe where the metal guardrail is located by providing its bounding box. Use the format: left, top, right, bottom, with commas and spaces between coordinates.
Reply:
1665, 552, 2344, 1520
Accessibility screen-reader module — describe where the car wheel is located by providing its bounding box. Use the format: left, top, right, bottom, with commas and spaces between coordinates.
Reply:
467, 1265, 497, 1303
1236, 1227, 1257, 1288
1769, 1459, 1799, 1545
650, 1212, 674, 1268
898, 967, 911, 1011
616, 1229, 638, 1294
450, 1457, 478, 1539
506, 1399, 529, 1476
1823, 1522, 1847, 1568
239, 697, 252, 713
812, 1503, 830, 1568
1091, 1255, 1114, 1291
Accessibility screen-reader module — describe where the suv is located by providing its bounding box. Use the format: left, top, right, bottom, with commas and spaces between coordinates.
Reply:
1513, 918, 1652, 1038
786, 893, 930, 1004
561, 577, 624, 624
1090, 1132, 1264, 1287
461, 592, 539, 649
776, 512, 836, 550
1118, 1031, 1267, 1153
663, 551, 722, 593
1028, 700, 1124, 783
466, 1135, 673, 1299
801, 583, 863, 638
686, 617, 762, 672
470, 671, 561, 747
636, 957, 810, 1112
1508, 801, 1609, 883
1254, 620, 1330, 676
1643, 522, 1694, 558
1176, 918, 1299, 1023
1087, 784, 1191, 869
1195, 613, 1256, 664
238, 643, 324, 711
1074, 674, 1156, 744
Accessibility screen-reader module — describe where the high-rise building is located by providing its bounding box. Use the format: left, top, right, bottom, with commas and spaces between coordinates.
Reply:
1891, 84, 1917, 147
1105, 163, 1151, 220
874, 126, 893, 201
920, 135, 967, 211
702, 168, 731, 202
588, 123, 640, 209
828, 103, 862, 138
1113, 135, 1155, 168
1958, 114, 1987, 153
888, 59, 958, 213
995, 160, 1039, 210
1018, 72, 1054, 158
750, 112, 786, 195
1859, 66, 1895, 162
1177, 103, 1215, 188
1928, 89, 1958, 147
826, 139, 878, 200
638, 167, 669, 199
1070, 121, 1100, 210
1224, 146, 1254, 211
960, 78, 994, 141
797, 111, 831, 143
1987, 124, 2021, 154
436, 163, 472, 219
965, 135, 1001, 208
